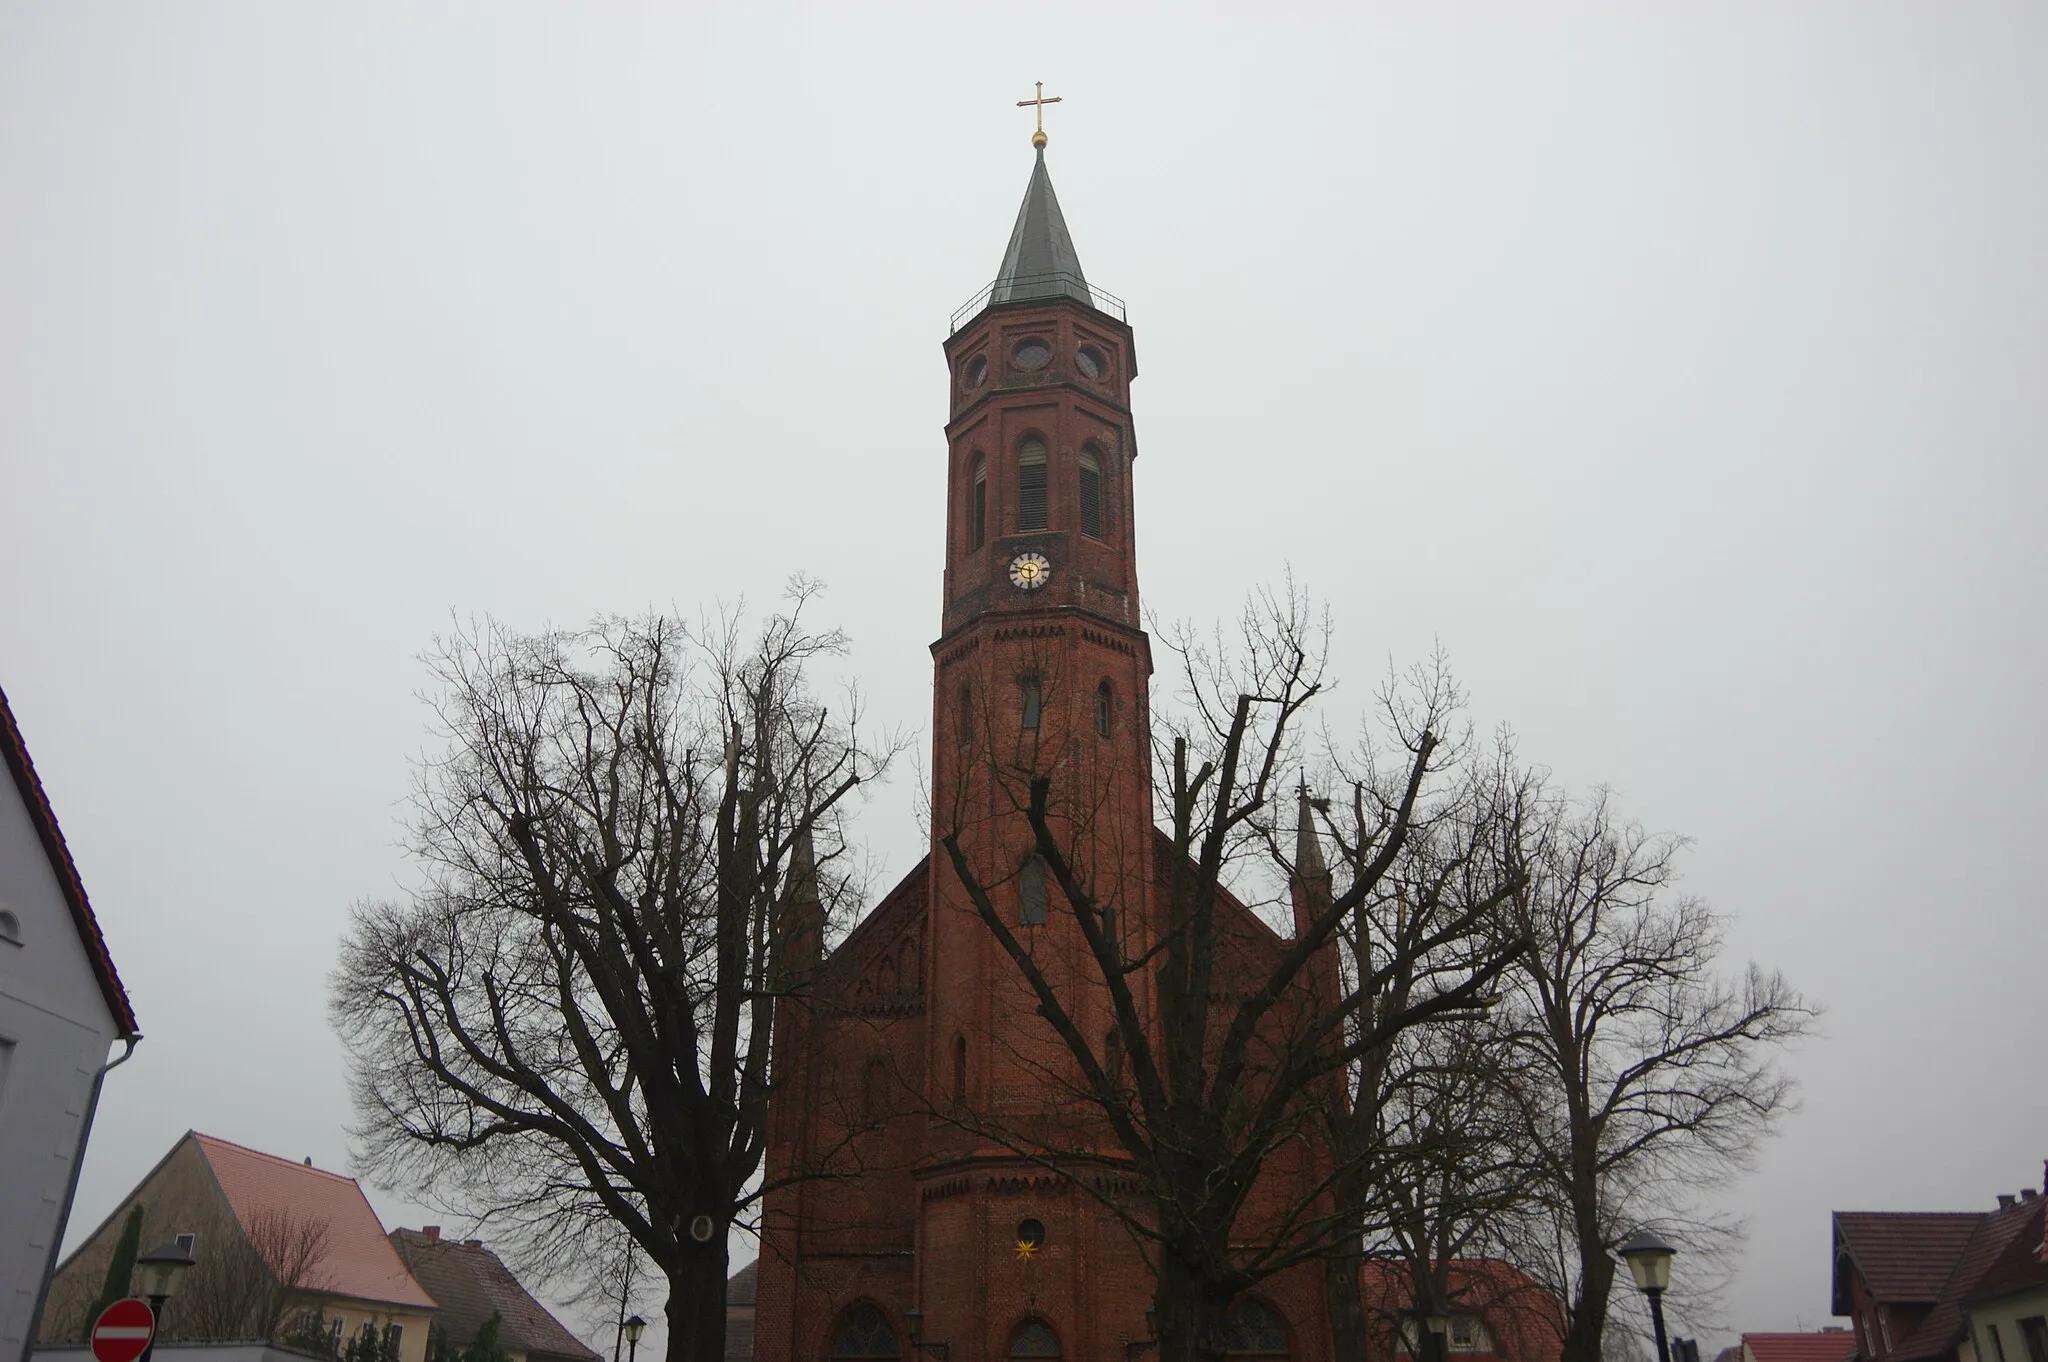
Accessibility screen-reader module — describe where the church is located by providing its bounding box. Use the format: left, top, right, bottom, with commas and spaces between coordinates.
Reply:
752, 109, 1339, 1362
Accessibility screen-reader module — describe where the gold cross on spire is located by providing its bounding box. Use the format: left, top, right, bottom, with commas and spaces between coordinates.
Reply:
1017, 81, 1062, 149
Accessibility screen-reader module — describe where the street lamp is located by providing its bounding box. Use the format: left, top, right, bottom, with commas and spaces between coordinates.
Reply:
904, 1308, 950, 1361
1125, 1308, 1159, 1360
1423, 1310, 1451, 1362
1615, 1229, 1677, 1362
622, 1315, 646, 1362
133, 1240, 196, 1362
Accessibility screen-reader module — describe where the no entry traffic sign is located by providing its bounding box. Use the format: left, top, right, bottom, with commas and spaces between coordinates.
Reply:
90, 1298, 156, 1362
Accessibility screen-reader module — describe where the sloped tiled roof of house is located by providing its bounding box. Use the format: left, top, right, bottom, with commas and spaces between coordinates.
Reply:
388, 1230, 598, 1362
0, 684, 139, 1037
191, 1134, 436, 1311
725, 1261, 758, 1362
1743, 1331, 1857, 1362
1833, 1213, 1986, 1306
1890, 1202, 2043, 1362
1361, 1258, 1566, 1362
727, 1262, 758, 1307
1965, 1201, 2048, 1306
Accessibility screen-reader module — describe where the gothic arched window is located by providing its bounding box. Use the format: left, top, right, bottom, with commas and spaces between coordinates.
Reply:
1016, 439, 1048, 531
958, 684, 973, 744
1224, 1300, 1289, 1357
953, 1034, 968, 1103
1009, 1321, 1062, 1359
862, 1058, 889, 1127
831, 1304, 901, 1361
1020, 856, 1049, 927
1104, 1028, 1124, 1089
1020, 676, 1042, 730
1079, 445, 1103, 539
970, 453, 987, 551
1094, 680, 1113, 738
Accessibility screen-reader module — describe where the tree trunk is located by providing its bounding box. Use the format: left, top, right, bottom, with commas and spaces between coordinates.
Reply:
662, 1241, 728, 1362
1325, 1248, 1369, 1362
1558, 1236, 1616, 1362
1153, 1252, 1235, 1362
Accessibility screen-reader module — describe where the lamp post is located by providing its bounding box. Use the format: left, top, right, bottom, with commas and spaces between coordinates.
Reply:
132, 1240, 196, 1362
1615, 1229, 1677, 1362
622, 1315, 646, 1362
1424, 1311, 1451, 1362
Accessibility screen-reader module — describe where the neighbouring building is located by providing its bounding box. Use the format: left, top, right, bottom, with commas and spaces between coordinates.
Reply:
387, 1228, 599, 1362
725, 1264, 756, 1362
1, 685, 141, 1362
1960, 1195, 2048, 1362
1737, 1330, 1856, 1362
1360, 1259, 1567, 1362
1833, 1174, 2048, 1362
752, 127, 1347, 1362
38, 1133, 437, 1362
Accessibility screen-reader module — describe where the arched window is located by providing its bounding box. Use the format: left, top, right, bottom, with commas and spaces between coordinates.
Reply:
862, 1058, 889, 1127
958, 684, 973, 744
1016, 439, 1048, 531
1020, 676, 1042, 730
1079, 445, 1103, 539
953, 1034, 968, 1103
1094, 680, 1113, 738
1009, 1321, 1061, 1359
1020, 856, 1048, 927
970, 453, 987, 551
1224, 1300, 1289, 1357
1104, 1028, 1123, 1089
831, 1304, 901, 1360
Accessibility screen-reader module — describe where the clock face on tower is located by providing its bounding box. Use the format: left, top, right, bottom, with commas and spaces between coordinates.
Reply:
1008, 552, 1051, 590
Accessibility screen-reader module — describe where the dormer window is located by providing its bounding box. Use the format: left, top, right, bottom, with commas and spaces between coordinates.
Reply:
0, 909, 20, 945
1017, 439, 1048, 531
1079, 446, 1102, 539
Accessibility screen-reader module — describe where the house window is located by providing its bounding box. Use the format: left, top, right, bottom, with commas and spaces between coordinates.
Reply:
175, 1233, 196, 1252
1094, 680, 1112, 738
385, 1325, 404, 1359
1016, 439, 1048, 531
1079, 446, 1102, 538
970, 454, 987, 551
831, 1304, 901, 1360
1020, 677, 1041, 730
1449, 1317, 1491, 1353
330, 1319, 346, 1353
1988, 1326, 2009, 1362
2017, 1318, 2046, 1362
1223, 1300, 1289, 1356
1010, 1321, 1061, 1358
1020, 857, 1048, 926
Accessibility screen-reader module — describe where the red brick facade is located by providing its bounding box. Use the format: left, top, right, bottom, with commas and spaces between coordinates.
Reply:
753, 191, 1336, 1362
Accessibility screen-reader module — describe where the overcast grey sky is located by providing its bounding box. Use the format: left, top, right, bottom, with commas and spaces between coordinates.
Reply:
5, 1, 2045, 1354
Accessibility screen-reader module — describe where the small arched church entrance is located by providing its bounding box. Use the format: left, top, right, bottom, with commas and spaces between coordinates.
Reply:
1009, 1320, 1062, 1359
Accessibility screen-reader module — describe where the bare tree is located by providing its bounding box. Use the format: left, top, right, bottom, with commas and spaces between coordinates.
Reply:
332, 592, 901, 1362
936, 591, 1527, 1362
1495, 784, 1816, 1362
163, 1206, 333, 1343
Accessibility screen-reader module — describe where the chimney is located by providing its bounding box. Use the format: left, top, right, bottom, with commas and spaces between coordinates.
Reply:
463, 1239, 483, 1248
423, 1226, 441, 1242
1999, 1195, 2016, 1210
2024, 1190, 2039, 1203
303, 1158, 313, 1166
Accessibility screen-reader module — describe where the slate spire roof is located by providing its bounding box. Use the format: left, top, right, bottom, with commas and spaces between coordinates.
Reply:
991, 148, 1094, 309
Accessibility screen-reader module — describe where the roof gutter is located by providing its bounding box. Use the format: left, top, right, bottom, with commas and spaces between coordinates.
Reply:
19, 1035, 140, 1362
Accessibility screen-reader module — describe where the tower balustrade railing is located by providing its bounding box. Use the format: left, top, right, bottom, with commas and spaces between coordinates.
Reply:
950, 273, 1127, 333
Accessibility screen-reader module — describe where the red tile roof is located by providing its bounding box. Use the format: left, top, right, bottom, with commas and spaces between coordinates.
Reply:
0, 684, 139, 1037
191, 1134, 436, 1311
1833, 1214, 1986, 1306
1361, 1259, 1567, 1362
1743, 1332, 1857, 1362
1965, 1202, 2048, 1306
388, 1230, 597, 1362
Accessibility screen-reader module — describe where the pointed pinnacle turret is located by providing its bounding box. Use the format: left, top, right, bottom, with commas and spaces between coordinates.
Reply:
782, 823, 824, 966
992, 148, 1093, 310
1290, 784, 1333, 939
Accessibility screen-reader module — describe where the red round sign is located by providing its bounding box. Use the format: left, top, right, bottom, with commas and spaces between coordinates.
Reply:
90, 1298, 156, 1362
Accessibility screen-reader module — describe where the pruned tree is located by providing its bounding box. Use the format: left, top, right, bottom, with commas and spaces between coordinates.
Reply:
163, 1206, 333, 1343
1495, 784, 1816, 1362
936, 590, 1528, 1362
332, 590, 901, 1362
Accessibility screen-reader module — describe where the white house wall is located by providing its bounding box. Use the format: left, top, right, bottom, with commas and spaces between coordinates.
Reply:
0, 769, 120, 1362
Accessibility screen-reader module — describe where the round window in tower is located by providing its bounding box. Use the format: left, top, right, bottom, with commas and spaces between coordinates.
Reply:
1075, 345, 1107, 380
1016, 1219, 1046, 1250
963, 354, 988, 391
1013, 338, 1051, 371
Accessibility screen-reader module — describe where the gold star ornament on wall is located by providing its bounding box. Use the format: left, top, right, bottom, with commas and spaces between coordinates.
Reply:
1014, 1238, 1038, 1262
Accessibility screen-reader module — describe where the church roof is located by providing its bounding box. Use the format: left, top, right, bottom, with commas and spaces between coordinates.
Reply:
992, 149, 1094, 310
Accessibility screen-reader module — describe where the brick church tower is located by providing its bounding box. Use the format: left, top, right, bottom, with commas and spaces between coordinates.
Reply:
752, 133, 1332, 1362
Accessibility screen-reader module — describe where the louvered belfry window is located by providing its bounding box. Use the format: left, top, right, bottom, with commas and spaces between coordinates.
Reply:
1079, 446, 1102, 539
970, 453, 987, 550
1020, 856, 1049, 926
1016, 438, 1048, 531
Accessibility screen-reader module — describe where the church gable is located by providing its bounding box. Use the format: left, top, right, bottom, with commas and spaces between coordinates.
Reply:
822, 855, 929, 1017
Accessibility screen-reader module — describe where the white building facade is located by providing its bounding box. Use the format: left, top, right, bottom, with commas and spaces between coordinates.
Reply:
0, 688, 139, 1362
